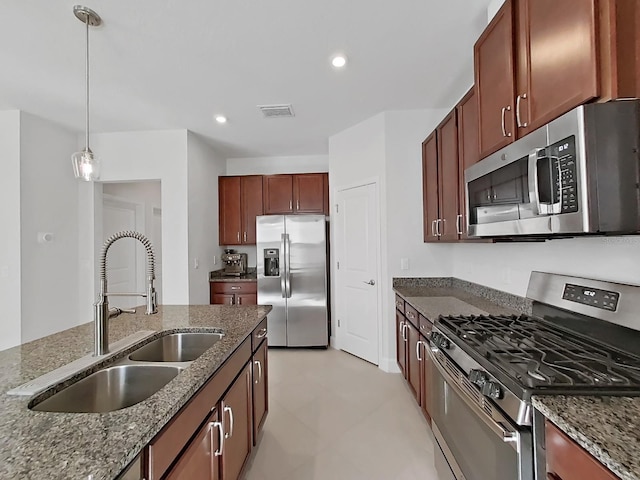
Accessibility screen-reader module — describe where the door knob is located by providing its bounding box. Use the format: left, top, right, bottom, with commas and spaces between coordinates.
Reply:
363, 279, 375, 286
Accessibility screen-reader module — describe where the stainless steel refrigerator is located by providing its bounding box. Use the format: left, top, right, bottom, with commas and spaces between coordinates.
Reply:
257, 215, 328, 347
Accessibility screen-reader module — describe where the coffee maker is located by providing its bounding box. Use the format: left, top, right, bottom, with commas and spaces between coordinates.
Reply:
221, 249, 248, 276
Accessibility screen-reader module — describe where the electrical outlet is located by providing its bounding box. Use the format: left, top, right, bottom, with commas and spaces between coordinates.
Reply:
194, 258, 199, 269
213, 255, 217, 265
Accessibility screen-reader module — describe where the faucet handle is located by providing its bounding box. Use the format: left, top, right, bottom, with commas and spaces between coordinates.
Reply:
108, 307, 136, 318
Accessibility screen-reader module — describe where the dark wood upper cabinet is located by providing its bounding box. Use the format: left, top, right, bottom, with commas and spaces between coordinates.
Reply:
294, 173, 326, 214
219, 176, 263, 245
241, 176, 263, 244
516, 0, 598, 133
422, 132, 439, 243
219, 176, 242, 246
436, 111, 460, 242
456, 87, 480, 239
475, 0, 516, 159
263, 173, 328, 215
263, 175, 294, 214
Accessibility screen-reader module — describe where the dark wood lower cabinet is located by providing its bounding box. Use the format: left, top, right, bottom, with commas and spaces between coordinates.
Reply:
221, 365, 252, 480
145, 320, 268, 480
406, 321, 421, 401
252, 340, 268, 444
164, 409, 221, 480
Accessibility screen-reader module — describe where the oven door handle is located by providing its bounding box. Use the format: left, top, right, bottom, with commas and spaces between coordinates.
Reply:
428, 345, 520, 451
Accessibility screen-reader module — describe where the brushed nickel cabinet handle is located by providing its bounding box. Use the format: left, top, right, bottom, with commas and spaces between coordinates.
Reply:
237, 231, 240, 242
297, 200, 300, 210
254, 360, 262, 383
416, 340, 423, 361
256, 327, 268, 338
501, 105, 512, 137
231, 286, 241, 290
516, 94, 528, 128
456, 214, 463, 235
289, 200, 293, 210
243, 231, 247, 242
237, 296, 242, 305
223, 405, 234, 438
431, 220, 437, 237
211, 421, 224, 456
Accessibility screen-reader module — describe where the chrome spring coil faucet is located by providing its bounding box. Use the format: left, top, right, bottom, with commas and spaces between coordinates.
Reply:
94, 231, 158, 356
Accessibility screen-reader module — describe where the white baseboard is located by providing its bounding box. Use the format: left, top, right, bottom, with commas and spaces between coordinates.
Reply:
378, 356, 401, 373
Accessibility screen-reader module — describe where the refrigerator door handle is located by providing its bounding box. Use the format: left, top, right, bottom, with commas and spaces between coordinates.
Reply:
280, 233, 287, 298
285, 233, 292, 298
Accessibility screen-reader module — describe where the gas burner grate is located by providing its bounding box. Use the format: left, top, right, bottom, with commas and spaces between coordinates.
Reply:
438, 314, 640, 388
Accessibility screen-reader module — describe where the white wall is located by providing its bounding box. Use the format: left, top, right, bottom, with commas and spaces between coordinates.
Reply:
487, 0, 506, 22
19, 113, 80, 342
187, 132, 226, 303
0, 111, 22, 350
226, 155, 328, 175
81, 130, 190, 320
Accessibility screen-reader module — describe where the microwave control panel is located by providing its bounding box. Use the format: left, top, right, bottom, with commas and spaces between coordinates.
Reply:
548, 136, 578, 213
563, 283, 620, 311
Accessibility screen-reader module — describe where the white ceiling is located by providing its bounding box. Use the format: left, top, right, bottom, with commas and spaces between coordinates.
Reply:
0, 0, 490, 158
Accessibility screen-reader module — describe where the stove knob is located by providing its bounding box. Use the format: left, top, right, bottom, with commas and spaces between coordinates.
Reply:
481, 381, 503, 400
439, 337, 450, 349
430, 332, 440, 343
468, 369, 488, 387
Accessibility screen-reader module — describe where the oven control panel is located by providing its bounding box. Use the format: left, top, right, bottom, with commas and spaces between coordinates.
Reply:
562, 283, 620, 311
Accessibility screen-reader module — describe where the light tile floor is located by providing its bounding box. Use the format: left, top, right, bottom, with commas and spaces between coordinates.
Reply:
243, 347, 442, 480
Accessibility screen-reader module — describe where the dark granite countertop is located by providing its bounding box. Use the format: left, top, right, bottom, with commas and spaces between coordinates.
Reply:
393, 277, 531, 320
209, 269, 257, 282
533, 396, 640, 480
0, 304, 271, 480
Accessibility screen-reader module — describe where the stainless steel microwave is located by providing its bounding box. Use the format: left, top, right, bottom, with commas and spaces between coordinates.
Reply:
465, 100, 640, 238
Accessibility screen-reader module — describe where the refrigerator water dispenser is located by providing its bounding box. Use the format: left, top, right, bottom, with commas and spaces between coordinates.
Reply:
264, 249, 279, 277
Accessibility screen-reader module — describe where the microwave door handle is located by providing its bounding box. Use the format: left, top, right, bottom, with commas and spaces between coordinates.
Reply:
280, 234, 287, 298
528, 149, 542, 215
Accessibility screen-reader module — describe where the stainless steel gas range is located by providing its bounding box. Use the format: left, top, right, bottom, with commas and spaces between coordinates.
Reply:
428, 271, 640, 480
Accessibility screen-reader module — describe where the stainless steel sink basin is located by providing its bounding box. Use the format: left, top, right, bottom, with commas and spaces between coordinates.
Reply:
31, 364, 183, 413
128, 332, 224, 362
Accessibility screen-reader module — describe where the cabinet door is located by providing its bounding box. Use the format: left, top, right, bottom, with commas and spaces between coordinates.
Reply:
396, 312, 407, 377
516, 0, 598, 134
219, 177, 242, 245
293, 173, 325, 214
221, 364, 252, 480
406, 322, 421, 402
422, 132, 439, 243
545, 420, 619, 480
164, 409, 221, 480
252, 340, 268, 444
436, 111, 460, 242
457, 87, 480, 239
212, 294, 235, 305
420, 339, 432, 424
241, 176, 263, 244
235, 294, 257, 306
263, 175, 294, 214
475, 0, 516, 159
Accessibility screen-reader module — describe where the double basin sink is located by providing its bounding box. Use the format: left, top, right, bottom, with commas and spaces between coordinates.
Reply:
30, 332, 224, 414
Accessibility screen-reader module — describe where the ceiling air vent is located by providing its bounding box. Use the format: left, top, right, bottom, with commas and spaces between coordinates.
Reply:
257, 104, 295, 118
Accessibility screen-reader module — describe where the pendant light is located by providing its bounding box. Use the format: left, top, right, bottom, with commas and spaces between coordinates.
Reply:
71, 5, 102, 182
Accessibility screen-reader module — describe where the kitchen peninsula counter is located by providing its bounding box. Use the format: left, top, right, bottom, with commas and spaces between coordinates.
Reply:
0, 304, 271, 480
533, 395, 640, 480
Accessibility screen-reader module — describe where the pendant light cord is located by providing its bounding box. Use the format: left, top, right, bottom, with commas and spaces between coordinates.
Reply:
85, 15, 90, 152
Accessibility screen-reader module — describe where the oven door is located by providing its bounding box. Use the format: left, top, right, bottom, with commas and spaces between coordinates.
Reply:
428, 345, 533, 480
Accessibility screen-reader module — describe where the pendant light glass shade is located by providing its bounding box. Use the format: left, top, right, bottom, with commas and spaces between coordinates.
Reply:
72, 149, 101, 181
72, 5, 102, 182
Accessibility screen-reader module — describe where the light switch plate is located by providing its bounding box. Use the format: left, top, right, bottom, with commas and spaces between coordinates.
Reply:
400, 258, 409, 270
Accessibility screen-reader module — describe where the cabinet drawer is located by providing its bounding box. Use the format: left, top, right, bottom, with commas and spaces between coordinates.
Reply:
419, 315, 433, 338
251, 318, 268, 352
211, 281, 257, 294
395, 295, 405, 314
545, 420, 619, 480
405, 304, 419, 328
147, 337, 251, 480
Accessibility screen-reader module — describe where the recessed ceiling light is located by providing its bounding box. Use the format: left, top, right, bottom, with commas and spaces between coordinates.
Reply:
215, 115, 227, 124
331, 55, 347, 68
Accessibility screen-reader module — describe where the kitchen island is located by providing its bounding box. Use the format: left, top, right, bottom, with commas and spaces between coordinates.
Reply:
0, 304, 271, 480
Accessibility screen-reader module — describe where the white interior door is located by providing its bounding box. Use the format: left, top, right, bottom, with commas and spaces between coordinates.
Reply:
103, 197, 139, 309
335, 182, 380, 364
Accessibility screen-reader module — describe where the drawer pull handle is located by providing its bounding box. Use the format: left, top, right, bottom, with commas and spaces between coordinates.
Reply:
211, 421, 224, 456
223, 405, 234, 438
231, 286, 241, 290
256, 328, 268, 339
254, 360, 262, 383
